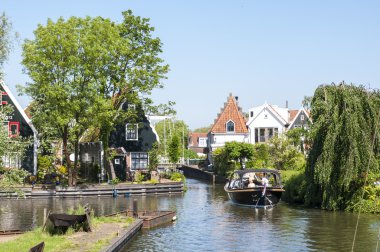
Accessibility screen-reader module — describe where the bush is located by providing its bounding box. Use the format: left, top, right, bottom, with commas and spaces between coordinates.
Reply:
170, 172, 184, 182
110, 178, 120, 185
281, 170, 307, 204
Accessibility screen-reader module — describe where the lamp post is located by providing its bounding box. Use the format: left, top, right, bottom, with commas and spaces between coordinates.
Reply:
300, 136, 305, 154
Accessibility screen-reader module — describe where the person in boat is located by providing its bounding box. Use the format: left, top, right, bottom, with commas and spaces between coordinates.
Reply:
261, 173, 269, 187
247, 177, 256, 188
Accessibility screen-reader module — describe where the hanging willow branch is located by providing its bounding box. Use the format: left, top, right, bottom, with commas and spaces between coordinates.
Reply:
305, 83, 380, 210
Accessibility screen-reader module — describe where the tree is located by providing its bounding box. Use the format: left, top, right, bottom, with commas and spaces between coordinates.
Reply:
154, 119, 188, 157
224, 141, 254, 169
302, 95, 312, 110
21, 11, 169, 185
193, 125, 211, 133
269, 135, 305, 171
305, 83, 380, 211
0, 12, 14, 75
168, 134, 180, 164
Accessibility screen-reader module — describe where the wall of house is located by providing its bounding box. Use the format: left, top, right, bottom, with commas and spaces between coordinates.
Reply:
289, 110, 310, 129
207, 132, 248, 164
247, 108, 287, 144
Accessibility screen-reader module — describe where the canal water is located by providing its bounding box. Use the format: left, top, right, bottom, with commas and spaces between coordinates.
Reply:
0, 179, 379, 251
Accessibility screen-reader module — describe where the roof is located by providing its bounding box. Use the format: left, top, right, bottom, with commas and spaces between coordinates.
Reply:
288, 106, 312, 128
247, 103, 289, 126
188, 132, 208, 146
210, 93, 248, 134
288, 109, 298, 122
232, 169, 282, 179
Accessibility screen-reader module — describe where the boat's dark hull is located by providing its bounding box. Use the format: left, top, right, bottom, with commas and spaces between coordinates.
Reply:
225, 187, 284, 206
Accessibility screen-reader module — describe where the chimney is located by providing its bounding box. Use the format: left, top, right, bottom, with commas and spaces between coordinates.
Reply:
285, 100, 288, 108
235, 96, 239, 101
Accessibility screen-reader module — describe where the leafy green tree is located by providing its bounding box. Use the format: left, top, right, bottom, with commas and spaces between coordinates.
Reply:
0, 12, 15, 75
155, 119, 188, 157
21, 11, 169, 185
148, 142, 159, 171
224, 141, 254, 169
168, 134, 180, 164
250, 143, 271, 168
193, 126, 211, 133
269, 135, 305, 170
213, 147, 235, 177
184, 149, 199, 159
305, 83, 380, 211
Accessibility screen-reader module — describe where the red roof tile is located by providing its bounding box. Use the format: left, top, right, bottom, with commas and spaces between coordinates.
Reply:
210, 94, 248, 134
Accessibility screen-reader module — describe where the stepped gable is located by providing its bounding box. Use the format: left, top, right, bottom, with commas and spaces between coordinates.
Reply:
210, 93, 248, 134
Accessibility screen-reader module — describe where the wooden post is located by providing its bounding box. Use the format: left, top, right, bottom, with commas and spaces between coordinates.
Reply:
42, 209, 51, 232
133, 199, 138, 218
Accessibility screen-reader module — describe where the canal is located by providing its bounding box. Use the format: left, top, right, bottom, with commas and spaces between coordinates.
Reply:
0, 179, 379, 251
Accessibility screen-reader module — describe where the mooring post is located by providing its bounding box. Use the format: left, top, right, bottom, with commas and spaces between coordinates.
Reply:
133, 199, 138, 218
43, 208, 47, 225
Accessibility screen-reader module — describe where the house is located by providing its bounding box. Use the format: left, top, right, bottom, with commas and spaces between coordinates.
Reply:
188, 132, 208, 157
207, 93, 249, 163
0, 81, 38, 174
246, 102, 289, 144
288, 106, 312, 130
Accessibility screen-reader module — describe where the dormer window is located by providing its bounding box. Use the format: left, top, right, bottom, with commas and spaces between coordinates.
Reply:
226, 120, 235, 133
126, 123, 138, 141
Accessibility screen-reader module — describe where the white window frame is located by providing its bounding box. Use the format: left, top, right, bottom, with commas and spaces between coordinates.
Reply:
115, 158, 120, 165
129, 104, 136, 110
301, 114, 305, 121
130, 152, 149, 170
126, 123, 138, 141
226, 120, 235, 133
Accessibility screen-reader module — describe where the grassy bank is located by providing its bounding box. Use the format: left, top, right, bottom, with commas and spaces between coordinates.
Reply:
0, 215, 134, 252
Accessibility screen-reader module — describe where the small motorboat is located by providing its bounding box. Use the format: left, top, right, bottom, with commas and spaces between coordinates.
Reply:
224, 169, 285, 208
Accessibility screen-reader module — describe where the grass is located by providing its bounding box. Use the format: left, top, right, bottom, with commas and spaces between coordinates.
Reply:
0, 214, 135, 252
0, 228, 75, 252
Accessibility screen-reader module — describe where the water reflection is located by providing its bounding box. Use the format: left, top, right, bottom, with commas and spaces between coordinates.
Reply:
0, 180, 379, 251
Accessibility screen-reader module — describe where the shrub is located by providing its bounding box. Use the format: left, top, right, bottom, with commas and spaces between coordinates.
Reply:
170, 172, 184, 182
281, 170, 307, 204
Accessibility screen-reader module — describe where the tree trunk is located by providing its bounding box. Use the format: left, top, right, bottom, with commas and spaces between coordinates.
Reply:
108, 159, 116, 180
63, 126, 72, 186
72, 134, 80, 186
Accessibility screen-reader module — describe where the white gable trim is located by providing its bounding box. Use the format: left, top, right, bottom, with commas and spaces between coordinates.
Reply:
247, 105, 287, 127
1, 80, 38, 175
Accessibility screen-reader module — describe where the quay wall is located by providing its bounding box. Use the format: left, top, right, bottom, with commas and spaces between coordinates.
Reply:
0, 182, 184, 198
180, 166, 227, 184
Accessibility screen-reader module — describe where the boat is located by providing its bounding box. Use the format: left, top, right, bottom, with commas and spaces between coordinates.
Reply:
224, 169, 285, 208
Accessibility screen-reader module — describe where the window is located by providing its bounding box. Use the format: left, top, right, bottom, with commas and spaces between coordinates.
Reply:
129, 104, 136, 110
301, 114, 305, 121
126, 123, 138, 141
9, 122, 19, 138
226, 120, 235, 133
131, 152, 148, 170
264, 114, 268, 119
250, 111, 254, 117
198, 137, 207, 147
115, 159, 120, 165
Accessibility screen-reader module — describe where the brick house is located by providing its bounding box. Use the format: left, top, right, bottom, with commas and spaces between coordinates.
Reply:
207, 93, 249, 164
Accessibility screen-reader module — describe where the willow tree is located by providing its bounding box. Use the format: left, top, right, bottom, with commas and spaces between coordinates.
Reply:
305, 83, 380, 210
21, 10, 169, 185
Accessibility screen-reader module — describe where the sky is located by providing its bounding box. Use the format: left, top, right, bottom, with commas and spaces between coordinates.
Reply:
1, 0, 380, 130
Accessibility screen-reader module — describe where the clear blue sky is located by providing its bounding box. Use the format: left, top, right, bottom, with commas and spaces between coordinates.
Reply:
2, 0, 380, 130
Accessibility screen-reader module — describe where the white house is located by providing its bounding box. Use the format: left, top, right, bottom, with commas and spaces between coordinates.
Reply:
246, 102, 289, 144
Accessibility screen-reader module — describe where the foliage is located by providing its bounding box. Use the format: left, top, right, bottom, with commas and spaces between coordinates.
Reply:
37, 155, 53, 181
224, 141, 254, 169
155, 119, 188, 158
269, 135, 306, 171
168, 134, 181, 163
286, 127, 308, 149
281, 170, 307, 204
148, 142, 159, 171
0, 12, 16, 74
170, 172, 184, 182
110, 178, 120, 185
213, 147, 237, 177
134, 171, 145, 183
21, 10, 169, 186
249, 143, 271, 168
305, 83, 380, 211
184, 149, 199, 159
192, 126, 211, 133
